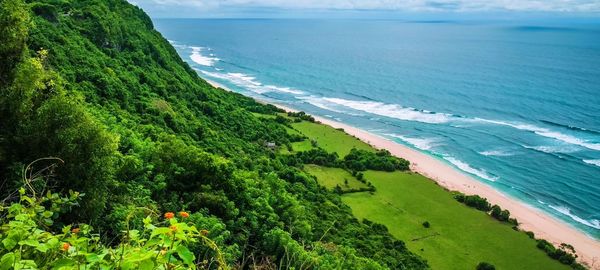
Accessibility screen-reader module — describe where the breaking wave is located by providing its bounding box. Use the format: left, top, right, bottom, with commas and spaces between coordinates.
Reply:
549, 205, 600, 229
443, 156, 499, 182
201, 71, 304, 95
479, 149, 515, 157
384, 134, 441, 151
190, 47, 220, 67
583, 159, 600, 168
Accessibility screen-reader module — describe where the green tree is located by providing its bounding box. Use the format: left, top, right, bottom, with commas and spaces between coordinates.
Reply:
0, 0, 30, 84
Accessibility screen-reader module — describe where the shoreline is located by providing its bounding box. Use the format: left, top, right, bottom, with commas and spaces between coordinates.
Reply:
204, 79, 600, 267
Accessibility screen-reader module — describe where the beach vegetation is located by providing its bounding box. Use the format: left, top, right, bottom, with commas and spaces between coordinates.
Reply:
476, 262, 496, 270
344, 149, 410, 172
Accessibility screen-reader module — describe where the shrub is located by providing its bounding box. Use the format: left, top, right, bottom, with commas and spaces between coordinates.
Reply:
0, 187, 228, 269
343, 149, 409, 172
476, 262, 496, 270
422, 221, 430, 228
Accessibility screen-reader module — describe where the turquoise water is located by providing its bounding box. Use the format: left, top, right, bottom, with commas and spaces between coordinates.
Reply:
154, 19, 600, 238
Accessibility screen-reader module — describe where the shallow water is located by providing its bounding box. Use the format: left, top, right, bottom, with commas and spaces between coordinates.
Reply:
154, 19, 600, 238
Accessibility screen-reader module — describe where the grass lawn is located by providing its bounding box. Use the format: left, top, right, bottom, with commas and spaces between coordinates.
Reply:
290, 119, 569, 270
291, 121, 373, 156
303, 164, 369, 191
342, 171, 568, 270
291, 140, 314, 152
251, 112, 277, 119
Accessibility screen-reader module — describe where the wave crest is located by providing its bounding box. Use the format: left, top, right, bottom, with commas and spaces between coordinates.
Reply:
583, 159, 600, 167
443, 156, 498, 182
549, 205, 600, 229
321, 97, 453, 124
190, 47, 220, 67
201, 71, 304, 95
479, 149, 514, 157
385, 134, 441, 151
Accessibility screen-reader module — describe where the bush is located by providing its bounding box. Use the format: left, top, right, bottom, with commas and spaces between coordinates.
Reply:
344, 149, 409, 172
422, 221, 430, 228
0, 188, 228, 269
476, 262, 495, 270
287, 111, 315, 122
462, 194, 491, 211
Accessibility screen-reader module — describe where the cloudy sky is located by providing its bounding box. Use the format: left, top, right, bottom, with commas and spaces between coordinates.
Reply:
129, 0, 600, 18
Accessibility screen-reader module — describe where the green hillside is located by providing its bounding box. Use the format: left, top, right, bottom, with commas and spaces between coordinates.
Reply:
0, 0, 426, 268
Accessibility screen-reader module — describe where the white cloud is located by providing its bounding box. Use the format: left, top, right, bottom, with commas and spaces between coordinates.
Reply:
134, 0, 600, 12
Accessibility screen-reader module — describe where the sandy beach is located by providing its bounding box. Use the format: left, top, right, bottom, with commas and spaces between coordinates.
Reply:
205, 79, 600, 268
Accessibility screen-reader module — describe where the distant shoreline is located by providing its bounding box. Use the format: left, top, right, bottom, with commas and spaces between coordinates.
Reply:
203, 78, 600, 267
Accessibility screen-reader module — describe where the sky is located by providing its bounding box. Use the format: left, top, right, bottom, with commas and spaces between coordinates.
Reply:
129, 0, 600, 19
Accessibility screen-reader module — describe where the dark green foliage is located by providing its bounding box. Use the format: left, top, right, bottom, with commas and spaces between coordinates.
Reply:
490, 204, 510, 222
525, 231, 535, 239
296, 148, 339, 167
287, 111, 315, 122
344, 149, 410, 172
0, 0, 429, 268
422, 221, 430, 228
454, 193, 492, 211
0, 0, 30, 84
476, 262, 496, 270
536, 240, 582, 268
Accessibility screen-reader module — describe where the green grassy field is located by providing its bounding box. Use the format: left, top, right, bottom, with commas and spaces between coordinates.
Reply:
291, 121, 373, 156
290, 119, 569, 270
343, 171, 567, 270
303, 164, 369, 191
290, 140, 314, 152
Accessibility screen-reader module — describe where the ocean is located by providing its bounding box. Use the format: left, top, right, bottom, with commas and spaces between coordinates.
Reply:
153, 19, 600, 238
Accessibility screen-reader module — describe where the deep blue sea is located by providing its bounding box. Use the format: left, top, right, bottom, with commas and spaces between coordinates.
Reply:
154, 19, 600, 238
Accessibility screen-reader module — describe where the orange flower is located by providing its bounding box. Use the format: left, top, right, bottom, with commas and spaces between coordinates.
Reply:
61, 243, 70, 252
169, 225, 177, 232
71, 228, 80, 234
179, 211, 190, 218
164, 212, 175, 219
200, 229, 209, 236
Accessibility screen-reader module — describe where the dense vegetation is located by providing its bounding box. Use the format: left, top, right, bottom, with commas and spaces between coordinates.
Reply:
0, 0, 428, 268
453, 193, 584, 269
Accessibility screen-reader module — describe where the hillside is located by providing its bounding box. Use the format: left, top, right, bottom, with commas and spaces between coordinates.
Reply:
0, 0, 427, 268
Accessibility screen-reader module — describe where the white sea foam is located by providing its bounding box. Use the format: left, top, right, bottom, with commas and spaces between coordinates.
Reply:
190, 47, 220, 67
476, 119, 600, 151
478, 149, 514, 157
522, 145, 579, 154
583, 159, 600, 167
384, 134, 440, 151
549, 205, 600, 229
297, 96, 345, 113
321, 97, 453, 124
443, 156, 498, 182
201, 71, 304, 95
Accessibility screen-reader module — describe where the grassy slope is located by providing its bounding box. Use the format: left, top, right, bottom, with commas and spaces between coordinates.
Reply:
304, 165, 369, 191
291, 121, 373, 156
293, 121, 569, 270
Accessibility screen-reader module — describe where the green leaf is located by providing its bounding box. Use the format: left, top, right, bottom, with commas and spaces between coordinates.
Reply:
52, 258, 76, 269
2, 238, 17, 250
150, 227, 171, 238
18, 239, 39, 247
176, 245, 195, 265
42, 211, 53, 218
0, 253, 15, 270
36, 244, 49, 253
138, 259, 154, 270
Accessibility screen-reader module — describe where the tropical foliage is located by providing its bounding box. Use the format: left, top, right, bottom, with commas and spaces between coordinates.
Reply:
0, 0, 427, 268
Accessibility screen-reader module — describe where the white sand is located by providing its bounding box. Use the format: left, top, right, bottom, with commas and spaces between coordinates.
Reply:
206, 80, 600, 267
